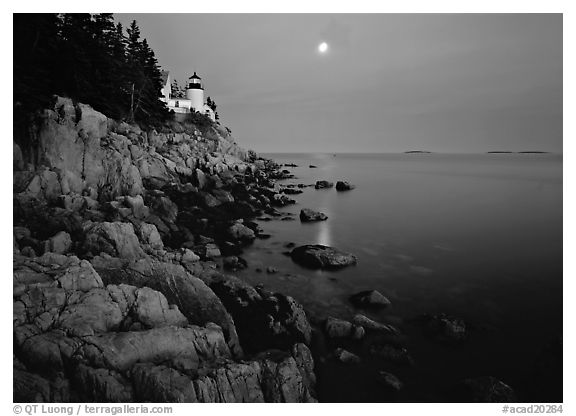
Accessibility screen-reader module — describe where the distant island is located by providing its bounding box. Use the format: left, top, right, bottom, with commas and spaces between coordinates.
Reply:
487, 151, 550, 154
404, 151, 433, 154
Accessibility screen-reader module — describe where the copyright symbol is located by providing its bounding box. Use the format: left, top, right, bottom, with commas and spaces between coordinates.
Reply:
13, 405, 22, 414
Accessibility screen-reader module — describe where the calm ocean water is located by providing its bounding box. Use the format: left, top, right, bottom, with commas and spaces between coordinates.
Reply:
236, 153, 562, 401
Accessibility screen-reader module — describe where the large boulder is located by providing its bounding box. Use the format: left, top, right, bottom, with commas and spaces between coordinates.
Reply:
335, 181, 355, 191
44, 231, 73, 255
227, 222, 256, 243
299, 208, 328, 222
136, 223, 164, 250
91, 257, 243, 357
290, 244, 357, 269
314, 180, 334, 189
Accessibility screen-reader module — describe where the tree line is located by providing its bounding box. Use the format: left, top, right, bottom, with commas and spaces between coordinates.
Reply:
14, 13, 170, 127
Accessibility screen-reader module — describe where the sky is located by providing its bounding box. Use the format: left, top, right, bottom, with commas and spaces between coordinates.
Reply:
116, 14, 562, 153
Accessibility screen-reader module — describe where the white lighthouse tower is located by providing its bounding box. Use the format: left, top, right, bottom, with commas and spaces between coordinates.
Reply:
186, 72, 204, 113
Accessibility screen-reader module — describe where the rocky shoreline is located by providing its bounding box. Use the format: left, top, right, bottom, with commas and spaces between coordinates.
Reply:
13, 97, 318, 402
13, 98, 559, 403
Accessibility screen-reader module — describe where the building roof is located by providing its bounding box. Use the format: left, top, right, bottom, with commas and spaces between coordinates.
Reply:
189, 72, 202, 80
160, 70, 170, 86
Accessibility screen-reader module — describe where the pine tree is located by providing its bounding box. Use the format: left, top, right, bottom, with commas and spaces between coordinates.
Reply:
14, 14, 170, 128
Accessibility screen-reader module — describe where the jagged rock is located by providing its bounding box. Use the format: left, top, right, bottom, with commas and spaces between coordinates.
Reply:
123, 195, 148, 219
146, 194, 178, 223
58, 170, 84, 195
99, 153, 144, 199
227, 222, 256, 242
349, 290, 391, 308
56, 288, 125, 337
82, 221, 146, 259
45, 231, 72, 254
14, 253, 104, 294
299, 208, 328, 222
20, 169, 62, 202
132, 287, 188, 328
335, 181, 355, 191
137, 223, 163, 250
292, 343, 316, 393
315, 180, 333, 189
204, 273, 312, 354
352, 314, 399, 335
290, 244, 357, 269
181, 248, 200, 262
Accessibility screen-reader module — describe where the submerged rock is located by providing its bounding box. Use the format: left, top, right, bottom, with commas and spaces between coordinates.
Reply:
377, 371, 403, 392
299, 208, 328, 222
419, 313, 467, 342
290, 244, 357, 269
368, 344, 414, 366
324, 317, 354, 338
334, 348, 361, 364
349, 290, 391, 308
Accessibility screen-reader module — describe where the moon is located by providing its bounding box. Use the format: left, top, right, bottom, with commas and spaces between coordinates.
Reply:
318, 42, 328, 53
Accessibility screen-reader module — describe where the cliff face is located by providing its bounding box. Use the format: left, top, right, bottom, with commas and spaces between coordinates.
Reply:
14, 96, 250, 203
13, 97, 315, 403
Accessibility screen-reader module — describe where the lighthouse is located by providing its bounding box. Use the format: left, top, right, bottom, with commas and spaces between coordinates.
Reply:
160, 70, 216, 122
186, 72, 204, 113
